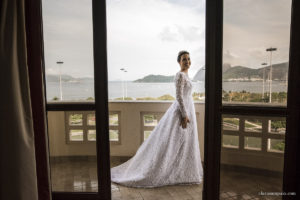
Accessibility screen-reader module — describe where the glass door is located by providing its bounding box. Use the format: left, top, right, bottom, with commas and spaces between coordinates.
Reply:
42, 0, 111, 199
204, 0, 299, 199
220, 0, 291, 199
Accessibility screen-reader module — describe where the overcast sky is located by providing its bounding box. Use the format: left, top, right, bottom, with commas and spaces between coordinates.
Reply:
42, 0, 291, 81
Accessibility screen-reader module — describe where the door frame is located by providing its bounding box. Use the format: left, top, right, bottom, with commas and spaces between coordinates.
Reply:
25, 0, 300, 199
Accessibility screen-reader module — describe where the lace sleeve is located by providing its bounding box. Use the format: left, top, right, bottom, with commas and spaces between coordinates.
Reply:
175, 72, 187, 118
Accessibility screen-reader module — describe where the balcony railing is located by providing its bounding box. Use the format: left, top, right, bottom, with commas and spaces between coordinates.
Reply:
47, 101, 284, 173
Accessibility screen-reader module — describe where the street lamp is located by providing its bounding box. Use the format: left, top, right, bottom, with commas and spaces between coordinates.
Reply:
120, 68, 128, 100
57, 61, 64, 100
120, 68, 125, 100
124, 70, 128, 98
266, 47, 277, 103
261, 62, 267, 100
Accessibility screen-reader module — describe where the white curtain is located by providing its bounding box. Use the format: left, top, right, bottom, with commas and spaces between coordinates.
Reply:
0, 0, 38, 199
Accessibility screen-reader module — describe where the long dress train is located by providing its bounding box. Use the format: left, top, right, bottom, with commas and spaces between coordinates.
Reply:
110, 71, 203, 188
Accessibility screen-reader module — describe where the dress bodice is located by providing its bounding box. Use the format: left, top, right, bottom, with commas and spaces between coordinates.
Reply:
174, 71, 193, 118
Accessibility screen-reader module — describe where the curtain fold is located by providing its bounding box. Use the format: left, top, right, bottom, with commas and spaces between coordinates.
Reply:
0, 0, 38, 199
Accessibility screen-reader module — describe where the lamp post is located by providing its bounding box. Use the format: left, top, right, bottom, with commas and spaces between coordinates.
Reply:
266, 47, 277, 103
57, 61, 64, 100
120, 68, 125, 100
261, 62, 267, 100
124, 70, 128, 98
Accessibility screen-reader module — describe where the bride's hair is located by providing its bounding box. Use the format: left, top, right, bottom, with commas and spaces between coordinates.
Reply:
177, 50, 189, 63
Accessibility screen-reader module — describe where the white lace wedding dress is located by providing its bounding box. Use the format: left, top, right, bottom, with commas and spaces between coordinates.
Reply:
111, 71, 203, 188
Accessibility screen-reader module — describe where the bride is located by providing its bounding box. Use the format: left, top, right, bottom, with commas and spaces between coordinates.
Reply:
111, 50, 203, 188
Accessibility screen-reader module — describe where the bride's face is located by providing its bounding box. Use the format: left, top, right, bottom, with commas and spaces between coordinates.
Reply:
179, 54, 191, 71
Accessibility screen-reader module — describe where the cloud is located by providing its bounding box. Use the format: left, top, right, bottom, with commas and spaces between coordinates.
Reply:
176, 25, 202, 42
42, 0, 291, 80
223, 0, 292, 68
159, 26, 178, 42
106, 0, 205, 80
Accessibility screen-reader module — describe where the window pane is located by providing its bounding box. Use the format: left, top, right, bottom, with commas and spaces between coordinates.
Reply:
87, 114, 95, 126
221, 114, 286, 199
222, 0, 291, 106
222, 117, 239, 131
88, 130, 96, 141
222, 135, 239, 148
143, 115, 158, 126
109, 114, 118, 126
244, 119, 262, 133
268, 139, 285, 152
48, 111, 97, 192
43, 0, 94, 102
69, 130, 83, 141
69, 114, 83, 126
109, 130, 119, 141
244, 137, 261, 150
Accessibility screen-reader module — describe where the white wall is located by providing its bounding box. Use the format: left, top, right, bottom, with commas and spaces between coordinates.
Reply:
48, 101, 205, 161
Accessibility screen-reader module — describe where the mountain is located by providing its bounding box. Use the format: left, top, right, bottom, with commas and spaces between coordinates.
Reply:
193, 62, 288, 81
223, 62, 288, 81
46, 74, 93, 82
134, 74, 175, 83
193, 66, 205, 81
193, 63, 232, 81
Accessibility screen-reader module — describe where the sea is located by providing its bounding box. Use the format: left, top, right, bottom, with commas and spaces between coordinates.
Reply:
46, 80, 288, 101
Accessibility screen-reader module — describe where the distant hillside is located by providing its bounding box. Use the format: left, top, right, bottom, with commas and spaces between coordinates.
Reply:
193, 63, 232, 81
193, 62, 288, 81
223, 66, 257, 80
193, 66, 205, 81
223, 62, 288, 81
134, 74, 175, 83
46, 74, 93, 82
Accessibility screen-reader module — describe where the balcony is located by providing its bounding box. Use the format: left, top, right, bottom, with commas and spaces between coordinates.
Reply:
48, 101, 284, 199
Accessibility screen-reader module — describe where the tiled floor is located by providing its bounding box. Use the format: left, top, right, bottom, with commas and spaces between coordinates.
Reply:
220, 168, 282, 200
50, 157, 282, 200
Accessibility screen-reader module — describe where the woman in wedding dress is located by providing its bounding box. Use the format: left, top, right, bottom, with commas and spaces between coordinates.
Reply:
111, 50, 203, 188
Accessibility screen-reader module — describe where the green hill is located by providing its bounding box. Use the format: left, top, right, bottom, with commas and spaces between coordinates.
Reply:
134, 74, 175, 83
223, 62, 288, 81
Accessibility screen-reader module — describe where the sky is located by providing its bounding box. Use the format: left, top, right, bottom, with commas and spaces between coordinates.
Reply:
42, 0, 291, 81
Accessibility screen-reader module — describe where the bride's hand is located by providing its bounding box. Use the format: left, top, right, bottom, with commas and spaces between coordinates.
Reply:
181, 117, 190, 129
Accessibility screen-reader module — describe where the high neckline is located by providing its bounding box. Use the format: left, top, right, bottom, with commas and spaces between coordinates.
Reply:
179, 71, 189, 76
